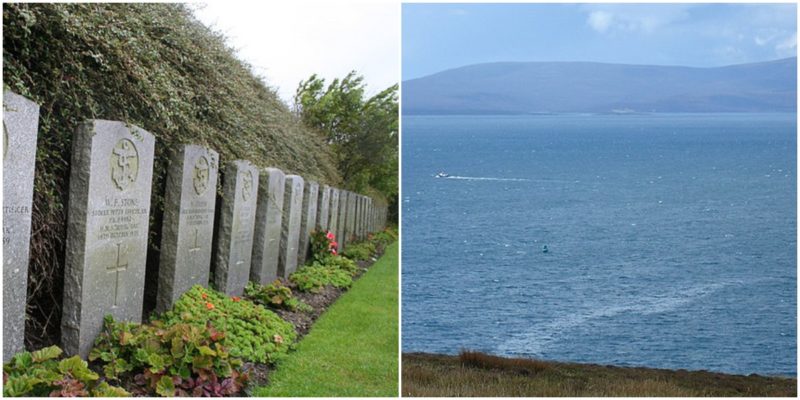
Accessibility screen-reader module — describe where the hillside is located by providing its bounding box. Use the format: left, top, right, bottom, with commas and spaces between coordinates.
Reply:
402, 58, 797, 114
3, 3, 341, 348
403, 352, 797, 397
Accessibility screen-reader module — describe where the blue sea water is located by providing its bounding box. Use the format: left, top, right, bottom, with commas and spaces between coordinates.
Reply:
401, 114, 797, 376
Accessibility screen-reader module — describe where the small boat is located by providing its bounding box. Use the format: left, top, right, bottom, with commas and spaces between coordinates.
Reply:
435, 172, 450, 178
542, 245, 549, 253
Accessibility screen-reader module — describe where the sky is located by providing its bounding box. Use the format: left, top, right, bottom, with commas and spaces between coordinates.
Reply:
192, 1, 399, 105
402, 3, 797, 80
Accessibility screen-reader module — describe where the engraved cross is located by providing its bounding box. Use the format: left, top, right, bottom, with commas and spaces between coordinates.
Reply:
188, 229, 201, 281
106, 242, 128, 307
234, 234, 247, 266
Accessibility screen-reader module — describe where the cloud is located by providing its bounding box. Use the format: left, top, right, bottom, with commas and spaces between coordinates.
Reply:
775, 33, 797, 57
583, 4, 691, 35
587, 11, 613, 33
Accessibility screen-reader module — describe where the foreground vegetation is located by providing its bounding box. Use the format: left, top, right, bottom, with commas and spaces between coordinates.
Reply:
4, 229, 397, 397
254, 242, 398, 397
403, 351, 797, 397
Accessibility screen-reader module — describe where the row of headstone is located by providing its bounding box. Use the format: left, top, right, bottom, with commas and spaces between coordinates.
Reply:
2, 91, 389, 360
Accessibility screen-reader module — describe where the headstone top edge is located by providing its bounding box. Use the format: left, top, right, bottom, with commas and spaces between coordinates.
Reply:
182, 144, 219, 155
3, 90, 41, 110
264, 167, 286, 176
82, 119, 155, 142
229, 159, 257, 169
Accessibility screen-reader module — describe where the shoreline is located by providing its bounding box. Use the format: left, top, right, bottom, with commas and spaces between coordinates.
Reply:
402, 351, 796, 379
402, 351, 797, 397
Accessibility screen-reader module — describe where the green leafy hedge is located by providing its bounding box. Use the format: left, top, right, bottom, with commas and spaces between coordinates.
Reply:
159, 285, 296, 364
244, 280, 312, 313
290, 255, 359, 293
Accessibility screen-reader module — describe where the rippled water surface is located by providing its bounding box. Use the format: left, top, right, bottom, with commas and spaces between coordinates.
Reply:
401, 114, 796, 376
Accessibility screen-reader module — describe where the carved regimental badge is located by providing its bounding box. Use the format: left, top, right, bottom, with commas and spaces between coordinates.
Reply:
241, 170, 253, 201
193, 155, 210, 195
111, 139, 139, 191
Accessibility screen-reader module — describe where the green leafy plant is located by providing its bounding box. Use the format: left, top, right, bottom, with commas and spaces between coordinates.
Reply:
244, 280, 313, 313
3, 345, 130, 397
89, 316, 246, 397
158, 285, 297, 364
371, 227, 397, 246
343, 241, 376, 261
290, 263, 353, 293
324, 254, 360, 276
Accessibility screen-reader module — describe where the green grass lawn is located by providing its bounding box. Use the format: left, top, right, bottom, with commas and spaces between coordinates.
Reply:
252, 242, 399, 397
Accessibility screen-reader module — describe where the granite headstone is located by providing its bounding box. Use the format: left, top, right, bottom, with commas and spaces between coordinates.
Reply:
316, 185, 331, 233
278, 175, 304, 276
213, 160, 258, 296
156, 145, 218, 312
3, 91, 40, 361
328, 188, 340, 237
62, 120, 155, 358
250, 167, 285, 284
297, 181, 318, 266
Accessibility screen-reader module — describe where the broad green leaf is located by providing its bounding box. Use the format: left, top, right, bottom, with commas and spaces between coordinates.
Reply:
58, 356, 98, 381
91, 381, 131, 397
197, 346, 216, 356
155, 375, 175, 397
12, 352, 33, 370
3, 375, 34, 397
31, 346, 62, 362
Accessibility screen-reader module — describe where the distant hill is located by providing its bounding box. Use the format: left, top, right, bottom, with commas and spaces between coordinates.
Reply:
403, 58, 797, 114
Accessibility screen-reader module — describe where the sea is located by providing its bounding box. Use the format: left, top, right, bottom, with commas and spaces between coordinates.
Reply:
401, 113, 797, 376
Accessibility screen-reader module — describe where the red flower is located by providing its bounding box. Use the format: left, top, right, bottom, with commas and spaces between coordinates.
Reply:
201, 293, 208, 300
331, 249, 338, 255
205, 302, 215, 310
326, 231, 335, 240
329, 241, 338, 248
232, 296, 241, 302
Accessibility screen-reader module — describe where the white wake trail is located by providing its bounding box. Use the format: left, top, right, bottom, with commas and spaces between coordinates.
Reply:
444, 175, 531, 182
495, 281, 736, 357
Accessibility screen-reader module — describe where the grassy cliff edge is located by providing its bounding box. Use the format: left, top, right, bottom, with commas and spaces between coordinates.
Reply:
403, 351, 796, 397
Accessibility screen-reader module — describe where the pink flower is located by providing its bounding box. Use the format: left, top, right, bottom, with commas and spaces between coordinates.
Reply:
326, 231, 335, 240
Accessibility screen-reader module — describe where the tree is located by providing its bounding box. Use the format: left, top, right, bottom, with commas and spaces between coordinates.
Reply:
294, 71, 398, 219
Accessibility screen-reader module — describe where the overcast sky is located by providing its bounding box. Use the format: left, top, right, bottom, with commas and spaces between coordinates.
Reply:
403, 3, 797, 80
192, 1, 399, 105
